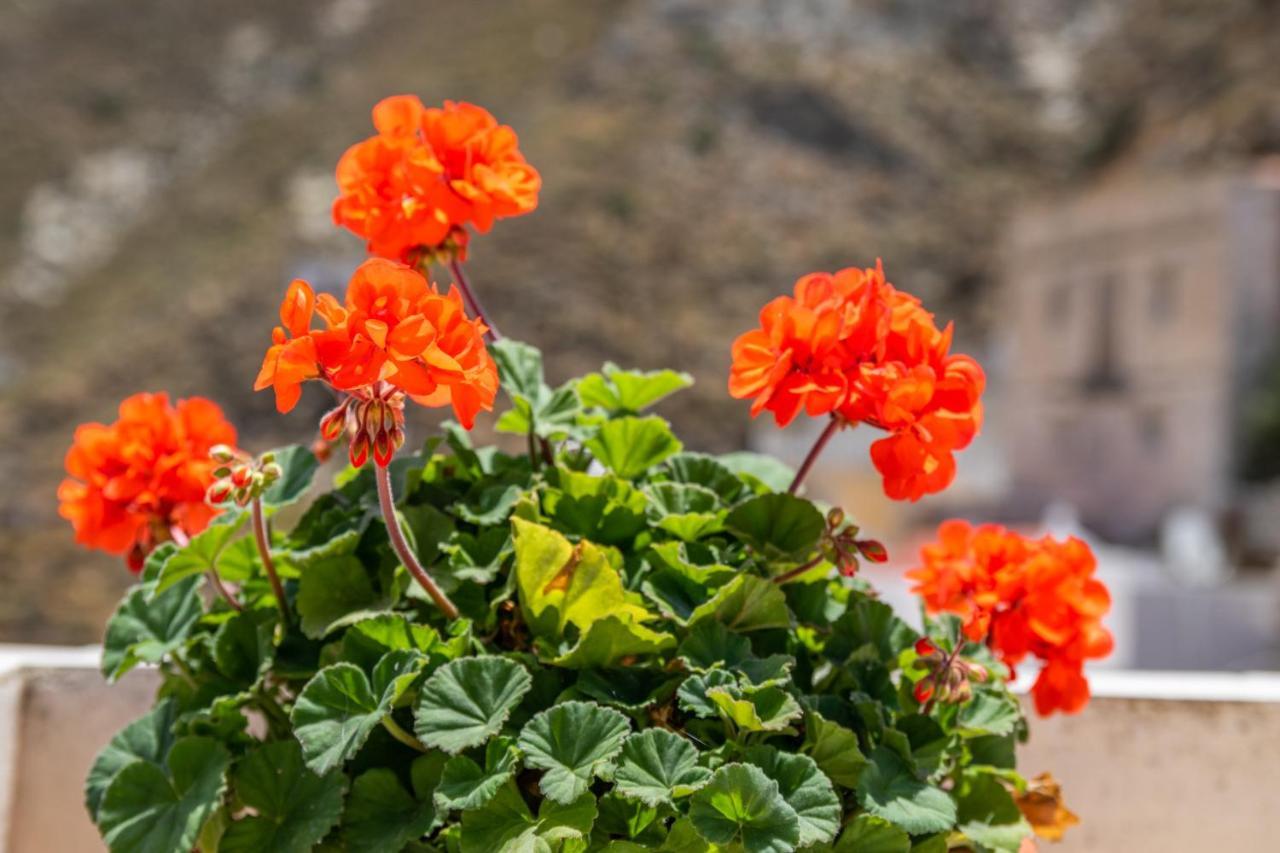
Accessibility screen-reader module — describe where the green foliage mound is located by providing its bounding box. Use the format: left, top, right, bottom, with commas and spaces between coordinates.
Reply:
88, 341, 1032, 852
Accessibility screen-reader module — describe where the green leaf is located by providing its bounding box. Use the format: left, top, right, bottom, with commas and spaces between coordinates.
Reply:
833, 814, 911, 853
221, 740, 346, 853
101, 578, 202, 681
717, 452, 796, 493
692, 574, 791, 632
688, 763, 800, 853
453, 483, 523, 526
292, 655, 425, 774
512, 518, 652, 641
544, 470, 649, 545
97, 736, 230, 853
260, 444, 321, 510
657, 453, 744, 503
435, 737, 520, 811
614, 729, 711, 807
956, 690, 1022, 738
676, 669, 738, 719
443, 527, 512, 584
413, 656, 532, 754
213, 608, 274, 685
587, 416, 683, 479
85, 699, 178, 821
828, 595, 919, 666
459, 782, 598, 853
517, 700, 631, 804
725, 493, 824, 561
578, 363, 693, 413
706, 685, 802, 733
343, 753, 446, 853
574, 667, 675, 712
678, 621, 753, 671
645, 482, 725, 541
552, 613, 676, 669
491, 339, 583, 441
154, 510, 246, 595
340, 613, 439, 673
954, 772, 1032, 852
295, 555, 384, 639
742, 746, 840, 847
856, 747, 957, 835
802, 711, 868, 789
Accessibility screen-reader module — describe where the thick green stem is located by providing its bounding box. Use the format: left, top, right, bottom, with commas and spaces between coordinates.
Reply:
382, 716, 427, 752
375, 462, 460, 620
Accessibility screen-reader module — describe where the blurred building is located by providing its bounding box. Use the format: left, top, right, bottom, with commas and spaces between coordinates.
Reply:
1001, 167, 1280, 543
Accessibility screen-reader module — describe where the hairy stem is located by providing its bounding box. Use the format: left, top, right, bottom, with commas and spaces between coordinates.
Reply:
449, 257, 501, 341
252, 497, 290, 624
375, 463, 460, 620
772, 553, 827, 585
787, 416, 841, 495
172, 525, 242, 611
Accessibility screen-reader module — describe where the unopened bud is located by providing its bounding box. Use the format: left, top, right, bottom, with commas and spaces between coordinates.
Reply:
210, 445, 237, 464
261, 462, 283, 483
856, 539, 889, 564
826, 507, 845, 528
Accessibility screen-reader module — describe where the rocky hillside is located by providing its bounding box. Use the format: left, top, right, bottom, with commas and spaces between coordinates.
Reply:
0, 0, 1274, 641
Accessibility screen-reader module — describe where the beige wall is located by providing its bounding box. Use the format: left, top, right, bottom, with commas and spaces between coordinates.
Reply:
1002, 172, 1280, 539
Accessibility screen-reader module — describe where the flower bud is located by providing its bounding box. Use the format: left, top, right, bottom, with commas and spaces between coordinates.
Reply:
856, 539, 889, 563
210, 445, 237, 464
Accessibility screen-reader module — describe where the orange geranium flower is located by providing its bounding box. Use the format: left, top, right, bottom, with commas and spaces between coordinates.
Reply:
332, 95, 539, 264
255, 258, 498, 466
58, 393, 239, 571
908, 520, 1113, 715
728, 261, 985, 501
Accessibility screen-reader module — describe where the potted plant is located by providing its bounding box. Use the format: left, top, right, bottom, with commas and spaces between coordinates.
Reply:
66, 94, 1110, 852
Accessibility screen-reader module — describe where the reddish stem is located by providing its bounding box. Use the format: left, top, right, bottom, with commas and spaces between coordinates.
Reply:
375, 463, 460, 620
253, 497, 290, 624
772, 553, 826, 585
449, 257, 501, 341
788, 416, 841, 495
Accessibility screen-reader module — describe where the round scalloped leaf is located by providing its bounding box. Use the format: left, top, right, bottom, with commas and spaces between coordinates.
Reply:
856, 746, 957, 835
613, 729, 712, 807
688, 763, 800, 853
343, 753, 446, 853
677, 668, 738, 719
414, 656, 532, 754
292, 652, 426, 775
97, 736, 230, 853
743, 746, 840, 847
101, 577, 203, 681
85, 699, 178, 822
220, 740, 347, 853
833, 813, 911, 852
435, 737, 521, 812
586, 416, 683, 479
724, 493, 824, 560
258, 444, 321, 510
517, 700, 631, 804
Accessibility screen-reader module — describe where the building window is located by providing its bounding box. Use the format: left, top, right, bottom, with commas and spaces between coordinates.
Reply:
1085, 274, 1124, 392
1150, 267, 1178, 323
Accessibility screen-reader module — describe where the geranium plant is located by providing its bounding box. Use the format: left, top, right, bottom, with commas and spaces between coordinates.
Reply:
73, 94, 1110, 853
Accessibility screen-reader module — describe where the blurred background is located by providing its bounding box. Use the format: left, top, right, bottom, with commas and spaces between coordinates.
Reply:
2, 0, 1280, 674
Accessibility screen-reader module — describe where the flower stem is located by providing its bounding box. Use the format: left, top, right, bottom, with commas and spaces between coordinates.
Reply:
375, 462, 460, 620
449, 257, 501, 341
772, 553, 826, 585
381, 715, 427, 752
172, 525, 242, 611
788, 416, 841, 495
253, 497, 290, 625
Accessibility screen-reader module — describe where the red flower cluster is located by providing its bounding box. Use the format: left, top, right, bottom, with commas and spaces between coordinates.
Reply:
908, 520, 1114, 715
728, 262, 985, 500
255, 258, 498, 465
58, 393, 238, 571
333, 95, 540, 263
